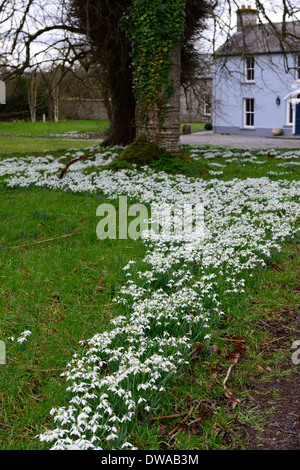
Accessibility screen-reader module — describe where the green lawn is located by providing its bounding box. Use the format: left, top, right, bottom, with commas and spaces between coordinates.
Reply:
0, 185, 146, 449
0, 119, 207, 139
181, 122, 208, 133
0, 120, 109, 137
0, 136, 103, 156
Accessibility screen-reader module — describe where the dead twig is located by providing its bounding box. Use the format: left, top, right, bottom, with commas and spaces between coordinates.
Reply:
148, 411, 188, 422
261, 336, 289, 346
168, 402, 196, 440
187, 416, 203, 426
223, 353, 241, 404
40, 220, 54, 231
59, 152, 97, 179
7, 232, 79, 250
219, 337, 246, 342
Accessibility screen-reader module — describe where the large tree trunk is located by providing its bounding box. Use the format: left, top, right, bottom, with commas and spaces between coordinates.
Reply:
135, 42, 181, 155
102, 74, 136, 147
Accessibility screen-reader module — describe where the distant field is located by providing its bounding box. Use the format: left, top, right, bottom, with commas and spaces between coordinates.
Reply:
0, 136, 103, 156
181, 122, 207, 133
0, 120, 109, 137
0, 120, 207, 139
0, 120, 208, 156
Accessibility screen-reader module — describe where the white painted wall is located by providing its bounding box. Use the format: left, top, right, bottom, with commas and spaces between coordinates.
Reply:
213, 52, 296, 136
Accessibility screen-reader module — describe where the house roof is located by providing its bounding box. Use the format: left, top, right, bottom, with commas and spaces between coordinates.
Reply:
216, 21, 300, 56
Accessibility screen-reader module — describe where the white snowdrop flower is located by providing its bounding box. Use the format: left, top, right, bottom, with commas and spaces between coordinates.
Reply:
121, 442, 135, 449
106, 433, 118, 441
16, 330, 32, 344
17, 337, 28, 344
21, 330, 32, 337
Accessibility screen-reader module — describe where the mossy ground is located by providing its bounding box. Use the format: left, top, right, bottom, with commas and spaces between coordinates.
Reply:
111, 137, 209, 177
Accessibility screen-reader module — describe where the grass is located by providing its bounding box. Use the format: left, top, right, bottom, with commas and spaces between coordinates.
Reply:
0, 120, 109, 137
0, 119, 206, 138
0, 120, 207, 137
181, 122, 208, 133
0, 136, 103, 156
146, 240, 299, 450
0, 126, 299, 449
0, 185, 146, 449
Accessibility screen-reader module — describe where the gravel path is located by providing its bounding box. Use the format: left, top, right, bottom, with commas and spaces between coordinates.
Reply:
181, 131, 300, 149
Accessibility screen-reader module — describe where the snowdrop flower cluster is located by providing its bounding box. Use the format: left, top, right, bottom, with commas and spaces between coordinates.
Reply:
8, 330, 32, 344
1, 145, 299, 449
187, 145, 299, 175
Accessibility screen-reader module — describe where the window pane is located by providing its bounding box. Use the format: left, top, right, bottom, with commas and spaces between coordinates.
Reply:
246, 57, 254, 81
204, 95, 211, 115
245, 98, 254, 127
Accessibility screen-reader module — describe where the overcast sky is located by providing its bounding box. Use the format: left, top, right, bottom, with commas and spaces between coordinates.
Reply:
200, 0, 300, 52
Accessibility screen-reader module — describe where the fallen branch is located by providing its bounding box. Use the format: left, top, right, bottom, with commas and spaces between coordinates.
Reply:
168, 402, 196, 440
148, 411, 189, 422
262, 336, 289, 346
222, 353, 241, 405
40, 220, 54, 232
7, 232, 79, 249
187, 416, 203, 426
59, 152, 97, 179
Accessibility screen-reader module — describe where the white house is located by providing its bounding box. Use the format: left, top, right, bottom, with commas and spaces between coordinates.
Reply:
213, 6, 300, 136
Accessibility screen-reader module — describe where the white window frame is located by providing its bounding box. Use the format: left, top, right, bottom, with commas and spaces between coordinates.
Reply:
286, 100, 294, 126
296, 55, 300, 80
243, 98, 255, 128
203, 94, 211, 116
245, 57, 255, 82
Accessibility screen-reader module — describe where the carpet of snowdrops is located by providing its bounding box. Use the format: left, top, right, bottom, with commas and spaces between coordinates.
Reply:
0, 144, 299, 450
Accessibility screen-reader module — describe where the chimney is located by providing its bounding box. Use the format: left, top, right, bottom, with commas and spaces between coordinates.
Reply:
236, 5, 258, 33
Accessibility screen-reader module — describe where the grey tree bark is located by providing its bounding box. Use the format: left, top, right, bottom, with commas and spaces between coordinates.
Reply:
27, 70, 38, 122
135, 42, 181, 155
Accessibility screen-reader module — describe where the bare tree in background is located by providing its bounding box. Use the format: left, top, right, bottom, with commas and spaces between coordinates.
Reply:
0, 1, 299, 147
26, 68, 38, 122
0, 0, 211, 148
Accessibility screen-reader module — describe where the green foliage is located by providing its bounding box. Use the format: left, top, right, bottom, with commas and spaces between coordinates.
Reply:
119, 136, 162, 164
124, 0, 186, 122
0, 183, 146, 449
2, 76, 28, 116
114, 136, 209, 176
204, 122, 212, 130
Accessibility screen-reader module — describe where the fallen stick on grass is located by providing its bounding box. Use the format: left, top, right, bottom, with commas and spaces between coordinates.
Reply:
168, 402, 197, 440
59, 152, 97, 179
148, 411, 189, 422
222, 353, 241, 406
6, 232, 79, 249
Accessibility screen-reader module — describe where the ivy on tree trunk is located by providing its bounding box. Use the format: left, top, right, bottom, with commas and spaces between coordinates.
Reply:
124, 0, 186, 155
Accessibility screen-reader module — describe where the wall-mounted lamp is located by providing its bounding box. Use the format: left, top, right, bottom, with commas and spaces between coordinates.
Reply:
276, 96, 281, 105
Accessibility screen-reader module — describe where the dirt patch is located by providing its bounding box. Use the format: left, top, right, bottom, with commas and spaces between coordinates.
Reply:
244, 307, 300, 450
245, 367, 300, 449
